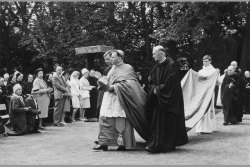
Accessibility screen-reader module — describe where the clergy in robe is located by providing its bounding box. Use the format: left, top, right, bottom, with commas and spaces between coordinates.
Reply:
221, 66, 241, 125
146, 45, 188, 153
243, 71, 250, 114
93, 50, 150, 151
84, 69, 98, 121
195, 55, 219, 134
96, 50, 113, 118
230, 61, 244, 122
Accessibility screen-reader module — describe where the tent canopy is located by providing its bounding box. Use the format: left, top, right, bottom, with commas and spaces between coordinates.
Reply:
75, 45, 114, 55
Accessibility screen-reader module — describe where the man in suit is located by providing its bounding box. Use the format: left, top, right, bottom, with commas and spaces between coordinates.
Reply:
25, 88, 41, 133
52, 66, 68, 127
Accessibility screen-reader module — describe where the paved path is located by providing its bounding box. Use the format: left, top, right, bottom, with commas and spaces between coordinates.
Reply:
0, 110, 250, 165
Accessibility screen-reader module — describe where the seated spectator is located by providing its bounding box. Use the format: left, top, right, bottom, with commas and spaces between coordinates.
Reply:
6, 74, 16, 96
3, 73, 9, 86
16, 72, 24, 88
23, 74, 34, 99
0, 77, 7, 115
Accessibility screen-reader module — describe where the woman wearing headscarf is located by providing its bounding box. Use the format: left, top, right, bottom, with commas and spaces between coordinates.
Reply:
70, 71, 81, 121
33, 68, 53, 129
79, 68, 95, 121
16, 72, 24, 88
6, 74, 16, 96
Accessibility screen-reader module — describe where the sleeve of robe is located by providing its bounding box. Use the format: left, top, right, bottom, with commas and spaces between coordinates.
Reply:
11, 97, 26, 114
148, 62, 182, 115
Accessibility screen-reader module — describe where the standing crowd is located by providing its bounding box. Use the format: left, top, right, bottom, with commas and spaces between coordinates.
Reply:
0, 66, 100, 135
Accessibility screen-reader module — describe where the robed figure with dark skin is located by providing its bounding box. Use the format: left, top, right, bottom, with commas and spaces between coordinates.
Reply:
221, 66, 241, 125
146, 45, 188, 153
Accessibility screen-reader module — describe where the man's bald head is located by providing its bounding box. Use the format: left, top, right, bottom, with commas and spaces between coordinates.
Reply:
227, 65, 236, 75
152, 45, 166, 62
245, 71, 250, 78
153, 45, 166, 53
230, 61, 238, 69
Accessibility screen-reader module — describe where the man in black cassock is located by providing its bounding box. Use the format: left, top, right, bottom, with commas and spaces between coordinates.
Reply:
230, 61, 244, 122
146, 45, 188, 153
84, 69, 98, 122
221, 66, 241, 125
243, 71, 250, 114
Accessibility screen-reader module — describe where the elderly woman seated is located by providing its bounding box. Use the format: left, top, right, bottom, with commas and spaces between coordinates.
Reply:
7, 84, 40, 136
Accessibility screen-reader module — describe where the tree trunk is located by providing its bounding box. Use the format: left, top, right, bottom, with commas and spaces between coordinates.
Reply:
141, 2, 151, 62
240, 10, 250, 71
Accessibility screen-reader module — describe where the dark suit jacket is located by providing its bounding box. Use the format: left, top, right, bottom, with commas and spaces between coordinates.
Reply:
52, 74, 67, 100
25, 96, 39, 132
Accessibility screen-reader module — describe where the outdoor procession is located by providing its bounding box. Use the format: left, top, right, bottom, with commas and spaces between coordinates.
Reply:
1, 1, 250, 165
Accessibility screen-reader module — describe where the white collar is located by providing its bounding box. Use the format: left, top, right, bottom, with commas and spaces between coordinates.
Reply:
159, 57, 166, 64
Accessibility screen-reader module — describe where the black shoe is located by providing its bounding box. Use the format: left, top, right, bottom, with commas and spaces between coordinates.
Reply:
93, 145, 108, 151
223, 122, 229, 125
116, 146, 126, 151
53, 123, 64, 127
145, 146, 158, 153
94, 140, 99, 145
33, 130, 41, 134
7, 131, 22, 136
38, 126, 45, 130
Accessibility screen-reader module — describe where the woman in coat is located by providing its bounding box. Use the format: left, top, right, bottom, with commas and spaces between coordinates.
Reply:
70, 71, 81, 121
33, 68, 53, 129
79, 68, 95, 121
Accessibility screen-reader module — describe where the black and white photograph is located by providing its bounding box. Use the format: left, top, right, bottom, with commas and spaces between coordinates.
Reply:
0, 0, 250, 165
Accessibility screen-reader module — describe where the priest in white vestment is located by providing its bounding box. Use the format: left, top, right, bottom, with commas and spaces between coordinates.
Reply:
196, 55, 220, 134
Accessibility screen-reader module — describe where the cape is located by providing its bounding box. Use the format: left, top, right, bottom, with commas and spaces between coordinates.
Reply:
111, 63, 150, 141
181, 69, 219, 131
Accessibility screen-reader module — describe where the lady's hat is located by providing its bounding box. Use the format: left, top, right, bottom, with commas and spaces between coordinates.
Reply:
81, 68, 89, 75
35, 68, 43, 76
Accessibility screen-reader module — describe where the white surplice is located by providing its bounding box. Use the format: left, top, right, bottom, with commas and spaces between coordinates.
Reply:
99, 65, 126, 118
195, 64, 218, 133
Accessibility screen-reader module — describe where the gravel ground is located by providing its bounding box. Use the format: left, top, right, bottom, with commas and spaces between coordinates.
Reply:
0, 110, 250, 165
